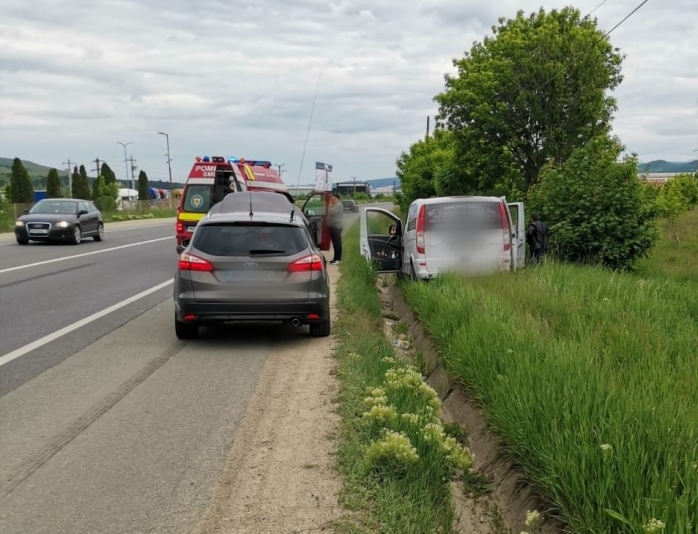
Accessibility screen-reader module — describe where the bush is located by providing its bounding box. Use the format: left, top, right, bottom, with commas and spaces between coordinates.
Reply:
529, 135, 660, 270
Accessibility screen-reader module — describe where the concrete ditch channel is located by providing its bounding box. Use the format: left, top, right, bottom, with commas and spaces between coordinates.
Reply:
376, 274, 564, 534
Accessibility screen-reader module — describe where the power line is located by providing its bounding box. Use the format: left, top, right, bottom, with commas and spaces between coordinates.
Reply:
297, 71, 324, 187
537, 0, 651, 91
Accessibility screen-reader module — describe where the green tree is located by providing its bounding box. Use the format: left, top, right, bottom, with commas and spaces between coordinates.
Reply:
93, 175, 118, 212
529, 135, 659, 270
72, 164, 91, 199
100, 162, 117, 186
46, 168, 63, 198
9, 157, 34, 203
138, 170, 149, 201
436, 7, 624, 196
395, 129, 455, 211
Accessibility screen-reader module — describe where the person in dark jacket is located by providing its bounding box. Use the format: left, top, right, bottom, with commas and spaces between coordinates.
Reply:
327, 194, 344, 264
526, 213, 549, 264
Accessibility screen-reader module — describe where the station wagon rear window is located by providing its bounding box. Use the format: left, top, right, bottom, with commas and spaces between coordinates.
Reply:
192, 223, 309, 256
425, 201, 502, 231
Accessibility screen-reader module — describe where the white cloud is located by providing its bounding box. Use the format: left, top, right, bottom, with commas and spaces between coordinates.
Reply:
0, 0, 696, 185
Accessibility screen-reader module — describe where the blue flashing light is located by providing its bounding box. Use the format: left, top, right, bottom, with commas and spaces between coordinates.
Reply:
202, 156, 210, 162
228, 156, 239, 163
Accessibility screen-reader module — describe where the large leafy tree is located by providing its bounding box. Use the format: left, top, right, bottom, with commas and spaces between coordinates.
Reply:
46, 168, 63, 198
436, 7, 624, 195
72, 164, 91, 199
9, 157, 34, 203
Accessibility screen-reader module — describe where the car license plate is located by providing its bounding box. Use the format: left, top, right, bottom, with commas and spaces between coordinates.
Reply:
187, 226, 196, 233
30, 228, 48, 234
223, 270, 275, 283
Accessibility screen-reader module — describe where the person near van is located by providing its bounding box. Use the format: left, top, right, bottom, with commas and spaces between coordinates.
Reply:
526, 213, 549, 264
327, 194, 343, 264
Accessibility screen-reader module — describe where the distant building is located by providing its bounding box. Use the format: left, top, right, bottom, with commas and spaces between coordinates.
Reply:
641, 172, 681, 185
333, 181, 372, 197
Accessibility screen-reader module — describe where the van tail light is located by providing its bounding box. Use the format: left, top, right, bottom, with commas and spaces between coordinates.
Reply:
176, 220, 184, 234
416, 204, 426, 254
499, 202, 511, 252
288, 254, 324, 272
178, 253, 214, 271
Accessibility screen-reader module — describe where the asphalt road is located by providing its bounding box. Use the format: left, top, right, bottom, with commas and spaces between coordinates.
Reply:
0, 206, 380, 534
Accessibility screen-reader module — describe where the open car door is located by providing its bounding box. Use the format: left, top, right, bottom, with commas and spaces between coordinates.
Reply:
301, 192, 331, 251
507, 202, 525, 268
360, 207, 403, 273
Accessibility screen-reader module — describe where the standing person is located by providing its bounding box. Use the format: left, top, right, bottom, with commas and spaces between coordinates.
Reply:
327, 193, 344, 265
526, 213, 549, 264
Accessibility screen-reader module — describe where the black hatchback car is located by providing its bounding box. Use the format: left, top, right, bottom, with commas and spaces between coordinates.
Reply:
14, 198, 104, 245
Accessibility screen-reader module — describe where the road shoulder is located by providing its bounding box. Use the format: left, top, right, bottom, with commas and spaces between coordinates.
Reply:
194, 262, 342, 534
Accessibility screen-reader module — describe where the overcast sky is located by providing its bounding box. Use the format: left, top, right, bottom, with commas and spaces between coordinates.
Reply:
1, 0, 696, 184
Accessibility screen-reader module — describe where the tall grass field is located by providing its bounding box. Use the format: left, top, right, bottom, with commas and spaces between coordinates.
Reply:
401, 209, 698, 533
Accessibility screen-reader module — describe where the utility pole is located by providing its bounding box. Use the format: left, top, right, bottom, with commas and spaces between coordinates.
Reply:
157, 132, 173, 194
352, 176, 357, 197
426, 116, 430, 138
92, 158, 101, 178
117, 141, 133, 191
275, 163, 286, 176
127, 155, 137, 191
62, 158, 75, 196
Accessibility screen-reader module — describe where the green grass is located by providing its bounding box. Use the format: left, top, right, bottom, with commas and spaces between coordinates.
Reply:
103, 207, 176, 222
332, 223, 469, 533
400, 210, 698, 533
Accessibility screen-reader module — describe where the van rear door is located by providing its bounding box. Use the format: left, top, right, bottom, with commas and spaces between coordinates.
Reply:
507, 202, 525, 268
423, 200, 508, 273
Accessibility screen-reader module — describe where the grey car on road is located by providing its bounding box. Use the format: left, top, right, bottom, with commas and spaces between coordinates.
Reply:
173, 202, 331, 339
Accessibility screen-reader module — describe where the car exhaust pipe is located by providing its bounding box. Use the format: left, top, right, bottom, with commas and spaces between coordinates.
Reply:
290, 317, 302, 327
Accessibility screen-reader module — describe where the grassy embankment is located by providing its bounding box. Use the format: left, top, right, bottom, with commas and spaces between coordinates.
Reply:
331, 222, 470, 533
401, 209, 698, 532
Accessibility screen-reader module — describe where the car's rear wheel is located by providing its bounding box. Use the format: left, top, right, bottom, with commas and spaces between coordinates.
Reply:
71, 225, 82, 245
16, 236, 29, 245
309, 318, 331, 337
175, 317, 199, 339
94, 223, 104, 241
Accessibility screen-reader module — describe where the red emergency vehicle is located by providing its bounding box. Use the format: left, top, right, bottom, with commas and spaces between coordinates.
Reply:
175, 156, 331, 252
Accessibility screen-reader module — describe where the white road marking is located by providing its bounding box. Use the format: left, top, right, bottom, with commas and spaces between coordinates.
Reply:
104, 223, 172, 233
0, 279, 174, 368
0, 236, 173, 275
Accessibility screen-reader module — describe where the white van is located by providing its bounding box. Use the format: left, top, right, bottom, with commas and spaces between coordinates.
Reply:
360, 196, 525, 279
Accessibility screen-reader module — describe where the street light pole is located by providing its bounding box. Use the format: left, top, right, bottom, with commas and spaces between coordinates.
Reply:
157, 132, 173, 192
117, 141, 133, 190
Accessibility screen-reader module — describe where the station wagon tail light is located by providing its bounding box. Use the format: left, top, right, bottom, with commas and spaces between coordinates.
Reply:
416, 204, 426, 253
499, 202, 511, 251
288, 254, 324, 272
178, 253, 214, 271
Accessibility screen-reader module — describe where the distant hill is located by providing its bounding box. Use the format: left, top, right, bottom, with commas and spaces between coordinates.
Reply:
638, 160, 697, 173
0, 157, 67, 180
